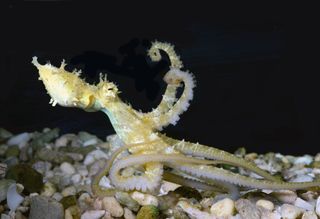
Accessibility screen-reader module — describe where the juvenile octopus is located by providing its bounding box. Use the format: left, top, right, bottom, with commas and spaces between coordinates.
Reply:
32, 41, 320, 199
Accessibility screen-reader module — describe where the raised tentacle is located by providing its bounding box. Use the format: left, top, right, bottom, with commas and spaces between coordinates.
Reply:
173, 163, 320, 190
160, 134, 281, 182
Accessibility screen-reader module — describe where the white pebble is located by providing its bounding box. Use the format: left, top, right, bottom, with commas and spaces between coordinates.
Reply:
81, 210, 106, 219
7, 132, 30, 147
294, 155, 313, 165
71, 174, 82, 184
99, 176, 114, 189
52, 192, 63, 201
61, 186, 76, 197
60, 162, 76, 175
210, 198, 235, 217
102, 196, 124, 217
77, 165, 89, 177
315, 196, 320, 217
84, 149, 109, 166
302, 211, 318, 219
159, 181, 181, 196
272, 190, 297, 204
280, 204, 304, 219
294, 198, 314, 211
177, 200, 212, 219
290, 175, 314, 183
7, 183, 24, 211
256, 199, 274, 211
131, 191, 158, 207
261, 211, 281, 219
124, 207, 136, 219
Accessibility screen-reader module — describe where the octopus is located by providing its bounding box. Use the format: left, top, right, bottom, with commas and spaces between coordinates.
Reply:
32, 41, 320, 199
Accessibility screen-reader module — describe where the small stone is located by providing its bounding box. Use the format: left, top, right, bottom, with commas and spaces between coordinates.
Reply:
294, 155, 313, 165
177, 201, 211, 219
302, 211, 318, 219
83, 149, 109, 166
294, 198, 314, 211
245, 152, 258, 161
99, 176, 113, 189
271, 190, 297, 204
159, 181, 180, 196
210, 197, 235, 217
60, 162, 75, 175
29, 196, 64, 219
124, 207, 136, 219
41, 182, 56, 197
5, 164, 44, 194
71, 173, 81, 184
7, 133, 30, 147
61, 186, 76, 197
76, 165, 89, 177
32, 161, 52, 175
137, 205, 159, 219
131, 191, 158, 207
0, 128, 12, 140
81, 210, 106, 219
315, 196, 320, 217
102, 196, 124, 217
60, 195, 77, 209
235, 199, 261, 219
52, 192, 63, 202
290, 175, 314, 183
115, 191, 140, 212
256, 199, 274, 211
260, 210, 281, 219
54, 134, 76, 147
78, 193, 92, 210
0, 179, 14, 202
5, 145, 20, 158
280, 204, 304, 219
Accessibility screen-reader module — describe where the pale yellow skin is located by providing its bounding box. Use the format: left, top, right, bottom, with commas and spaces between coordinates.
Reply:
32, 41, 320, 198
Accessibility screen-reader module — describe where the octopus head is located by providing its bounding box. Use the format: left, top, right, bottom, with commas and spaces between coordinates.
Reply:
32, 57, 98, 111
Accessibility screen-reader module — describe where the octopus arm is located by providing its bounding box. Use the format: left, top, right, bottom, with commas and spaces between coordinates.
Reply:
160, 134, 281, 182
174, 164, 320, 190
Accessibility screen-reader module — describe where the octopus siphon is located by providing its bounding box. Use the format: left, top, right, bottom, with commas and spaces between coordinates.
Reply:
32, 41, 320, 199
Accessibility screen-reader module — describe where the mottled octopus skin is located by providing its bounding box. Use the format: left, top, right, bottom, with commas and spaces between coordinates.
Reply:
32, 41, 320, 198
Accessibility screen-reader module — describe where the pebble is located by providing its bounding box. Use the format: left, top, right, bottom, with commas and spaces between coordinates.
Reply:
302, 211, 318, 219
124, 207, 136, 219
41, 182, 56, 197
60, 162, 76, 175
315, 196, 320, 217
71, 173, 82, 184
272, 190, 297, 204
294, 155, 313, 165
102, 196, 124, 217
83, 149, 109, 166
280, 204, 304, 219
159, 181, 181, 196
7, 133, 30, 147
99, 176, 113, 189
52, 192, 63, 201
235, 199, 261, 219
290, 175, 314, 183
32, 161, 52, 175
294, 197, 314, 211
115, 192, 140, 212
177, 200, 211, 219
61, 186, 76, 197
256, 199, 274, 211
29, 196, 64, 219
131, 191, 158, 207
210, 197, 235, 217
81, 210, 106, 219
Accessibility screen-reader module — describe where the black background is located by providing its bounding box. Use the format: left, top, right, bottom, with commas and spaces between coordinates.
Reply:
1, 2, 319, 155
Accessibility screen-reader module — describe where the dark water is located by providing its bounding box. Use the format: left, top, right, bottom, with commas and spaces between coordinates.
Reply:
1, 2, 319, 155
